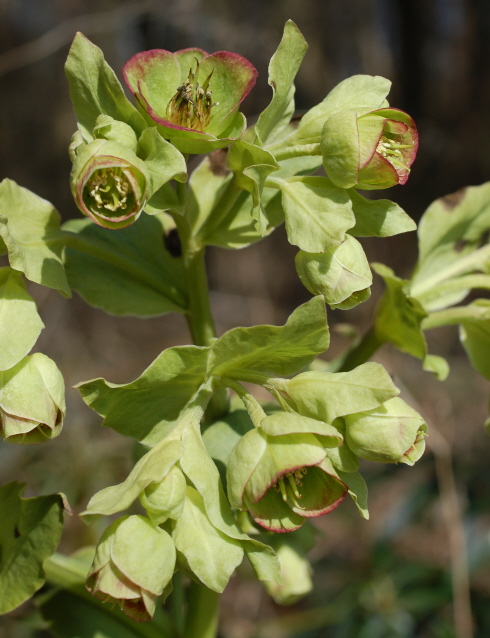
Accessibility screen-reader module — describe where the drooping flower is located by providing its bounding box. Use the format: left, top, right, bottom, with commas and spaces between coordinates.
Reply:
321, 107, 418, 190
86, 515, 175, 622
122, 48, 257, 154
227, 412, 347, 532
70, 136, 149, 229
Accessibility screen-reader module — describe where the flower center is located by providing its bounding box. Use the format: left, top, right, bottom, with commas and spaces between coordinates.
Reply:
85, 167, 133, 216
274, 468, 308, 510
376, 136, 412, 174
166, 59, 218, 131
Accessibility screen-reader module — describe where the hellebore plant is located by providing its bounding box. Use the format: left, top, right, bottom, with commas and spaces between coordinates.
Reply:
3, 17, 490, 638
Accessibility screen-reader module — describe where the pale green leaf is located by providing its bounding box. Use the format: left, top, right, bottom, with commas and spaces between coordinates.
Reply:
207, 296, 329, 380
76, 345, 209, 445
295, 235, 372, 309
337, 471, 369, 519
348, 189, 416, 237
173, 486, 244, 592
459, 299, 490, 379
0, 482, 64, 613
63, 214, 187, 317
137, 128, 187, 196
293, 75, 391, 142
0, 268, 44, 371
0, 180, 70, 296
255, 20, 308, 145
65, 32, 146, 140
280, 177, 355, 252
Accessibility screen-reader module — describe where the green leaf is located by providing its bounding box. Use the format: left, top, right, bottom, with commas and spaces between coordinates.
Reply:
295, 235, 372, 310
274, 362, 399, 423
0, 268, 44, 371
337, 470, 369, 519
93, 114, 139, 152
262, 540, 313, 605
0, 180, 70, 296
372, 263, 428, 360
255, 20, 308, 146
459, 299, 490, 379
227, 141, 280, 196
207, 296, 329, 380
348, 190, 416, 237
0, 482, 64, 613
63, 213, 187, 317
280, 177, 355, 252
293, 74, 391, 143
76, 345, 209, 445
411, 182, 490, 310
39, 552, 174, 638
81, 440, 183, 524
65, 33, 146, 140
173, 486, 244, 592
137, 127, 187, 196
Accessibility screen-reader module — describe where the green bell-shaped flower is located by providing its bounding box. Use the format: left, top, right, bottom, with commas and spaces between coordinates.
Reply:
227, 412, 347, 532
139, 464, 187, 525
86, 515, 176, 622
70, 137, 149, 229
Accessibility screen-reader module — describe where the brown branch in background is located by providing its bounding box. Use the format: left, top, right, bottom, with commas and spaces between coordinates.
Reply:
0, 0, 153, 76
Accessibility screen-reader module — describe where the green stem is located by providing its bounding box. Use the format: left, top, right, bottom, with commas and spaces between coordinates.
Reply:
422, 305, 490, 331
337, 327, 385, 372
184, 582, 220, 638
170, 572, 185, 635
270, 143, 322, 161
223, 377, 267, 427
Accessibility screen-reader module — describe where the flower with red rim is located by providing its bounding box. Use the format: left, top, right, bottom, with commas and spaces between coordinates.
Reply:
321, 107, 418, 190
123, 48, 258, 154
227, 412, 347, 532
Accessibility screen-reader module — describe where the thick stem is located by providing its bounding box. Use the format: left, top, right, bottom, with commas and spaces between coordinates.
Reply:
337, 327, 385, 372
185, 582, 220, 638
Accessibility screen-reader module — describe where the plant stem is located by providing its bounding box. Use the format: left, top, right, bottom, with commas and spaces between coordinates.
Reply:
337, 327, 385, 372
184, 582, 220, 638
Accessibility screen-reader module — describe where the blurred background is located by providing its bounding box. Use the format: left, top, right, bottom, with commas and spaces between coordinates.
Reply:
1, 1, 490, 637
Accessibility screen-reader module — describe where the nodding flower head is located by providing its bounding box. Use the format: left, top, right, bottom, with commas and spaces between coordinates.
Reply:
123, 47, 257, 153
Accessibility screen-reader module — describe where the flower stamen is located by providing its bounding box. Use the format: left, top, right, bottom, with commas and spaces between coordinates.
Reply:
273, 468, 308, 510
86, 168, 132, 215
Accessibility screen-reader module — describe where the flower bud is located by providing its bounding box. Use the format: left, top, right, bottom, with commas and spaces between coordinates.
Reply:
344, 397, 427, 465
321, 108, 418, 190
139, 465, 186, 525
87, 515, 176, 622
0, 353, 65, 445
70, 138, 149, 229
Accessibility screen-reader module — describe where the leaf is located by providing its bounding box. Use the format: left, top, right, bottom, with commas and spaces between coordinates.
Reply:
0, 180, 70, 296
348, 190, 416, 237
39, 553, 174, 638
137, 128, 187, 195
459, 299, 490, 379
412, 182, 490, 310
76, 345, 209, 446
0, 482, 64, 613
373, 263, 428, 360
255, 20, 308, 145
65, 33, 146, 140
206, 296, 329, 380
172, 486, 244, 592
337, 471, 369, 519
0, 268, 44, 371
227, 141, 280, 196
275, 362, 399, 423
63, 213, 187, 317
280, 177, 355, 252
293, 74, 391, 142
295, 235, 372, 310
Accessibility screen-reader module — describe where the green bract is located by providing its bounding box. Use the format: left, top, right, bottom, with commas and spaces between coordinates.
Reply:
344, 397, 427, 465
70, 138, 149, 229
321, 108, 418, 190
123, 47, 257, 154
86, 515, 176, 623
227, 412, 347, 532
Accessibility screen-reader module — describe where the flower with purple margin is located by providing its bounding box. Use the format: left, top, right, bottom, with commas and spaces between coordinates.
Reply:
122, 47, 257, 154
227, 412, 347, 532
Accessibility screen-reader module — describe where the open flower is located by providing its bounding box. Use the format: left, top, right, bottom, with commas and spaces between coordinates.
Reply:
70, 137, 149, 229
123, 48, 257, 154
86, 515, 176, 622
227, 412, 347, 532
321, 108, 418, 190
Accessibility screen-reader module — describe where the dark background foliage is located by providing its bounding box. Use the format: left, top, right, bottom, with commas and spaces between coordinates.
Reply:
1, 1, 490, 637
